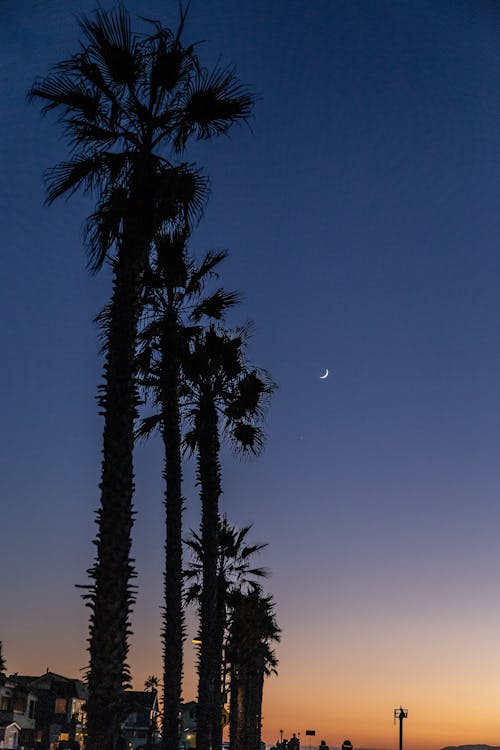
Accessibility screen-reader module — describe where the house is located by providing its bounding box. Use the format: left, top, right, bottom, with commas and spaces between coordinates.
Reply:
121, 690, 159, 750
8, 672, 86, 749
179, 701, 197, 750
0, 673, 37, 749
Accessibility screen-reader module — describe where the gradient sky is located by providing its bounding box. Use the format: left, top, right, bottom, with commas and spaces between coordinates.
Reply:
1, 1, 499, 748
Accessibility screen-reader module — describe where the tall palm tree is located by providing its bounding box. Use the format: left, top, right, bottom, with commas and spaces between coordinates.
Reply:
183, 326, 274, 750
226, 589, 280, 750
184, 517, 269, 748
138, 239, 238, 750
29, 8, 253, 750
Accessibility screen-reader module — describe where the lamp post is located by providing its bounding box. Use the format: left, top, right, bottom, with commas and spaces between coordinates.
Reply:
394, 707, 408, 750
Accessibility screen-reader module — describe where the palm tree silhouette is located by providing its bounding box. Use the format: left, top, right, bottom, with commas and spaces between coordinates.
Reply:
143, 676, 160, 750
183, 325, 274, 750
185, 517, 269, 748
29, 8, 253, 750
227, 588, 280, 750
138, 238, 238, 750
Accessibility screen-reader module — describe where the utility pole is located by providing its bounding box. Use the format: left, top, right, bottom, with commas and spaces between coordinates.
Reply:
394, 707, 408, 750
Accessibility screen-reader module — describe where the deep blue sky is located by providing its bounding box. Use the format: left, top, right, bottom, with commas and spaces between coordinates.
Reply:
1, 1, 499, 746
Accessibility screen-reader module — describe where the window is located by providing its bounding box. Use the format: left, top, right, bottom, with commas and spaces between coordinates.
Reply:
28, 699, 36, 719
0, 695, 12, 711
54, 697, 67, 714
13, 694, 26, 713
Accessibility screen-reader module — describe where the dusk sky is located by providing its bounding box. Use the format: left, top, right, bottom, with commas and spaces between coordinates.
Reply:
1, 1, 499, 748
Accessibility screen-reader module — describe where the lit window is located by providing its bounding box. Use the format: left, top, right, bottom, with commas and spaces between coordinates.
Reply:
54, 698, 67, 714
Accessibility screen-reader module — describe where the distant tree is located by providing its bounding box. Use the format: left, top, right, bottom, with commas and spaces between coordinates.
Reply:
137, 239, 238, 750
183, 326, 274, 750
226, 589, 280, 750
0, 641, 6, 674
144, 675, 160, 692
185, 517, 269, 748
144, 676, 160, 750
29, 7, 253, 750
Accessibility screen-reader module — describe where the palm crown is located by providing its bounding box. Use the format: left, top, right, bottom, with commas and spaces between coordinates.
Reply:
29, 5, 254, 270
183, 324, 275, 456
184, 516, 269, 605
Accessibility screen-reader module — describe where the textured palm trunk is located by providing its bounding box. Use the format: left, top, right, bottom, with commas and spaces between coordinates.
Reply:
229, 665, 246, 750
86, 166, 153, 750
196, 394, 221, 750
86, 250, 142, 750
212, 568, 227, 749
230, 666, 260, 750
255, 671, 265, 750
160, 309, 184, 750
245, 669, 261, 750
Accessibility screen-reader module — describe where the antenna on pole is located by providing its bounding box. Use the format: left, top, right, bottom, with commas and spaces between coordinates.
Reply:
394, 707, 408, 750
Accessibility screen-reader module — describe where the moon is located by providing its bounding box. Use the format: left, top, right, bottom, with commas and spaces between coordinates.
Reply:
320, 368, 329, 379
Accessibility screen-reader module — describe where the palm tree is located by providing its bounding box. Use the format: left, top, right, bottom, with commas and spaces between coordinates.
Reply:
226, 589, 280, 750
184, 517, 269, 748
144, 675, 160, 693
29, 8, 254, 750
183, 326, 274, 750
137, 238, 238, 750
144, 676, 160, 750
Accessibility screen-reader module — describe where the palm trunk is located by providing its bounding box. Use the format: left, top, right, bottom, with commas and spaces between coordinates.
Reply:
212, 567, 227, 749
160, 309, 184, 750
86, 168, 153, 750
86, 250, 142, 750
255, 671, 265, 750
229, 664, 246, 750
196, 394, 221, 750
246, 669, 260, 750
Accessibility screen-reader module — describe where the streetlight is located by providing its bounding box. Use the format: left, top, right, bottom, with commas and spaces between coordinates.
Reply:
394, 707, 408, 750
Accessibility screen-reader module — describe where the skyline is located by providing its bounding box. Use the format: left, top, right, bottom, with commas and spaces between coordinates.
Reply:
2, 1, 500, 748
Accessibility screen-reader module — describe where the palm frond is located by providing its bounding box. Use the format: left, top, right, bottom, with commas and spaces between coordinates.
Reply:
183, 427, 198, 454
28, 75, 101, 120
79, 6, 141, 88
65, 119, 120, 150
135, 413, 162, 441
151, 43, 189, 94
84, 186, 128, 272
153, 162, 209, 229
44, 151, 128, 203
184, 582, 201, 605
230, 422, 265, 456
185, 249, 228, 295
190, 289, 240, 323
174, 67, 254, 150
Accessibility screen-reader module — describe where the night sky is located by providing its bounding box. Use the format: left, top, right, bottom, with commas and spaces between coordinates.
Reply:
2, 1, 499, 748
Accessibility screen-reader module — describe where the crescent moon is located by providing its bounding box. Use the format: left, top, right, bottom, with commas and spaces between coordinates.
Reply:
320, 369, 329, 379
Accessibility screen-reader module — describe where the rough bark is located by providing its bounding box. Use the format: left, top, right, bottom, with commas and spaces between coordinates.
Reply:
160, 309, 184, 750
196, 395, 221, 750
86, 171, 153, 750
